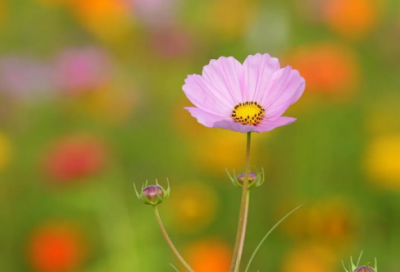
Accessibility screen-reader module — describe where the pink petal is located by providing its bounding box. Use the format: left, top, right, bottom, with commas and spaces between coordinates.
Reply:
255, 117, 297, 133
183, 75, 232, 116
260, 67, 305, 120
243, 53, 280, 102
202, 57, 244, 104
185, 107, 227, 127
185, 107, 257, 133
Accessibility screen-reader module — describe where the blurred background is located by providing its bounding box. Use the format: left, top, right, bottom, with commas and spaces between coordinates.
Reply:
1, 0, 400, 271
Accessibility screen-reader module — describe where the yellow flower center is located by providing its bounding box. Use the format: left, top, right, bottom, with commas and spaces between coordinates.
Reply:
231, 101, 265, 125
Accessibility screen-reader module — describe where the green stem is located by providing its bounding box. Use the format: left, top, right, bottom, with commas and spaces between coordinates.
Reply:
230, 132, 252, 272
154, 206, 195, 272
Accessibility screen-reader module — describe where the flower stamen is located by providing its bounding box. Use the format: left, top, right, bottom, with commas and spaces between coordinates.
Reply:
231, 101, 265, 125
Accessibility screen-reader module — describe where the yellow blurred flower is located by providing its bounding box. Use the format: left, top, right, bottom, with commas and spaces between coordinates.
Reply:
282, 244, 337, 272
164, 181, 218, 233
66, 86, 136, 124
185, 238, 231, 272
0, 132, 12, 171
322, 0, 382, 39
364, 134, 400, 189
194, 129, 262, 176
207, 0, 257, 40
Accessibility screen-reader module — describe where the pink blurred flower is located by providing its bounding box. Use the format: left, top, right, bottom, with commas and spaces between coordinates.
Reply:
0, 57, 56, 98
183, 54, 305, 133
43, 135, 106, 182
130, 0, 180, 27
55, 47, 111, 93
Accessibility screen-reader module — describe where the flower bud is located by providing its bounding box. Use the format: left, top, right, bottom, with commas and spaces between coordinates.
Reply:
134, 179, 170, 206
354, 266, 375, 272
143, 185, 164, 205
226, 168, 264, 188
236, 172, 257, 185
342, 253, 377, 272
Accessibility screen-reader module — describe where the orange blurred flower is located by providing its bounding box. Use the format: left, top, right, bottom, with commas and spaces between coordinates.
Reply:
67, 0, 132, 41
185, 238, 231, 272
364, 134, 400, 190
321, 0, 382, 39
282, 244, 337, 272
287, 43, 359, 97
43, 135, 106, 183
27, 221, 88, 272
280, 198, 356, 245
0, 131, 12, 172
165, 181, 218, 233
306, 198, 356, 244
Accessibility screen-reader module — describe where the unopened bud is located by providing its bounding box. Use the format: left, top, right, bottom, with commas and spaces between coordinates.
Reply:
134, 179, 170, 206
236, 172, 257, 185
354, 266, 375, 272
143, 185, 164, 205
342, 253, 377, 272
226, 168, 264, 188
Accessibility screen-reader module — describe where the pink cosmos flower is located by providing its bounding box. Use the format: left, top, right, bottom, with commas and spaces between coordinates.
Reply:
183, 54, 305, 133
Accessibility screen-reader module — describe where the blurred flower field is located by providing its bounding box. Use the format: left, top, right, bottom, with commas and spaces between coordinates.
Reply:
1, 0, 400, 271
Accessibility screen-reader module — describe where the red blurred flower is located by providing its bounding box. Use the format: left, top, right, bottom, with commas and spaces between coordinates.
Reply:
287, 43, 359, 96
44, 135, 106, 182
27, 222, 87, 272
